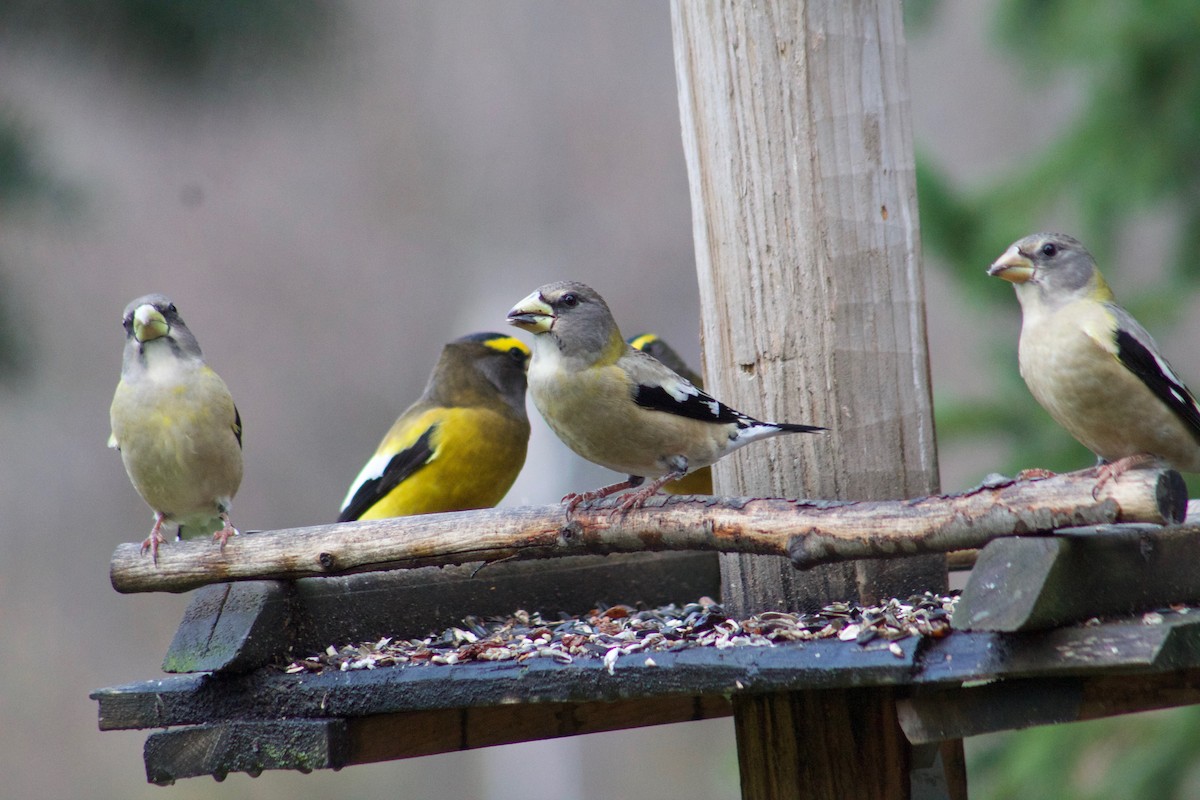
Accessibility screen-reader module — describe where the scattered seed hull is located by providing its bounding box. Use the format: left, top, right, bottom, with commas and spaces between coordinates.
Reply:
284, 592, 959, 674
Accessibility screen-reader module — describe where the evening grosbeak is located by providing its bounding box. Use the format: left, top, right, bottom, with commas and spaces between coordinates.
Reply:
338, 332, 531, 521
627, 333, 714, 496
108, 294, 243, 562
989, 232, 1200, 485
507, 282, 823, 512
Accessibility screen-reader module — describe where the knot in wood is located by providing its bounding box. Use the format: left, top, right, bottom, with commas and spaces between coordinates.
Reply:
558, 521, 582, 544
318, 552, 337, 570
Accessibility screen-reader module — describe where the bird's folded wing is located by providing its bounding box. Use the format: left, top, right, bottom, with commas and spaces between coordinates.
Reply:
338, 423, 437, 522
625, 348, 779, 427
1107, 307, 1200, 440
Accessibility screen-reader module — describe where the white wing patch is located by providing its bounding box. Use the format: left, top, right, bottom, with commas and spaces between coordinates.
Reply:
662, 375, 699, 403
1155, 351, 1187, 390
340, 452, 392, 513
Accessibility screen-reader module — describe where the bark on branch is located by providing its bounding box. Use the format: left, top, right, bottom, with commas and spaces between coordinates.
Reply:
110, 468, 1186, 594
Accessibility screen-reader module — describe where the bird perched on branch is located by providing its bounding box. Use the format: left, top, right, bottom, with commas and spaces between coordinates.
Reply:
627, 333, 714, 496
507, 282, 823, 513
338, 332, 531, 522
989, 232, 1200, 487
109, 294, 243, 562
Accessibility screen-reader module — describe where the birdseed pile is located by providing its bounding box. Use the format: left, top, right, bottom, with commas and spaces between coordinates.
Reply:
283, 592, 958, 674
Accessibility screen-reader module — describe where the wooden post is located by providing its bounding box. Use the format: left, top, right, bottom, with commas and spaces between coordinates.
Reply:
671, 2, 962, 798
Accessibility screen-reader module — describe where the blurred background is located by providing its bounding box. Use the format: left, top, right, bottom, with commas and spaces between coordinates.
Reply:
3, 1, 1200, 798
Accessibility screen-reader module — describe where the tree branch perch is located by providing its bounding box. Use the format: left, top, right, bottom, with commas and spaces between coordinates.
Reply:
110, 468, 1186, 594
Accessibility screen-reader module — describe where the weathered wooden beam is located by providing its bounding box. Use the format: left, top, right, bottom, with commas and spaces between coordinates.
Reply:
93, 635, 925, 732
953, 523, 1200, 632
163, 581, 293, 673
673, 0, 945, 612
114, 628, 1200, 786
163, 552, 719, 674
899, 678, 1084, 744
898, 668, 1200, 744
914, 614, 1200, 685
143, 720, 348, 785
95, 616, 1200, 784
343, 694, 733, 765
945, 550, 977, 572
132, 669, 1200, 782
733, 687, 913, 800
93, 616, 1200, 734
140, 695, 734, 783
671, 0, 956, 791
109, 468, 1183, 595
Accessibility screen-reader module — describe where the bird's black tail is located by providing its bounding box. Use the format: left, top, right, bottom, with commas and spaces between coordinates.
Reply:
776, 423, 825, 434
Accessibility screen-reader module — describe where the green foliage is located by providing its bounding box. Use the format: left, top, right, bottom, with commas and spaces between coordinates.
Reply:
923, 1, 1200, 282
969, 706, 1200, 800
0, 116, 48, 384
916, 2, 1200, 797
0, 0, 335, 83
993, 0, 1200, 279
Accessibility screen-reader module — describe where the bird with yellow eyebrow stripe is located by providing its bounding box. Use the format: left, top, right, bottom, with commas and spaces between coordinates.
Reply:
338, 332, 531, 522
989, 232, 1200, 488
627, 333, 714, 496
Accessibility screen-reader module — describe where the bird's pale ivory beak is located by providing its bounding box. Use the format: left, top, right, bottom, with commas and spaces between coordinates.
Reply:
132, 305, 170, 343
506, 292, 555, 333
988, 245, 1035, 283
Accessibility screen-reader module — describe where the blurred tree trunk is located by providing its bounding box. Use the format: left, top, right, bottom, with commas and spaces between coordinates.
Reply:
671, 2, 961, 797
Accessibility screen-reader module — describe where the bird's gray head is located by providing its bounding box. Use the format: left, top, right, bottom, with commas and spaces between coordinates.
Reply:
987, 232, 1112, 309
121, 293, 204, 362
506, 281, 623, 363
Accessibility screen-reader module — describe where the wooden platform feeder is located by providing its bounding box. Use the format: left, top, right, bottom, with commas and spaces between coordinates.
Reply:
93, 471, 1200, 797
91, 5, 1200, 798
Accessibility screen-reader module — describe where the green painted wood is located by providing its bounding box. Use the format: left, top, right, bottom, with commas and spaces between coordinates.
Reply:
163, 581, 293, 674
954, 524, 1200, 632
143, 720, 347, 785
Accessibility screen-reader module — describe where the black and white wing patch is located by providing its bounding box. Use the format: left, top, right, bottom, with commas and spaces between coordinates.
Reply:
633, 378, 823, 435
626, 346, 823, 435
634, 381, 743, 425
1115, 327, 1200, 441
337, 425, 436, 522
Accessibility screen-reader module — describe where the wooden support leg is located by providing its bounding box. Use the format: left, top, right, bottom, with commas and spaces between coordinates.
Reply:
733, 688, 964, 800
671, 0, 963, 794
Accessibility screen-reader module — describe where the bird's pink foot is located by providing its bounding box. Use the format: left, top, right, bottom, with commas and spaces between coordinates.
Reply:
563, 479, 638, 517
139, 514, 168, 565
1092, 453, 1160, 499
1016, 468, 1057, 481
213, 513, 238, 551
609, 472, 682, 516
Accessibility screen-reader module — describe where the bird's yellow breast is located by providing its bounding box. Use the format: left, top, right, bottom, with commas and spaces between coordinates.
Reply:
356, 406, 528, 519
109, 364, 242, 521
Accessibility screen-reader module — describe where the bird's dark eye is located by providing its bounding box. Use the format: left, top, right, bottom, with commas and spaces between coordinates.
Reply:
561, 292, 579, 308
166, 303, 177, 314
1040, 242, 1058, 258
507, 346, 526, 363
